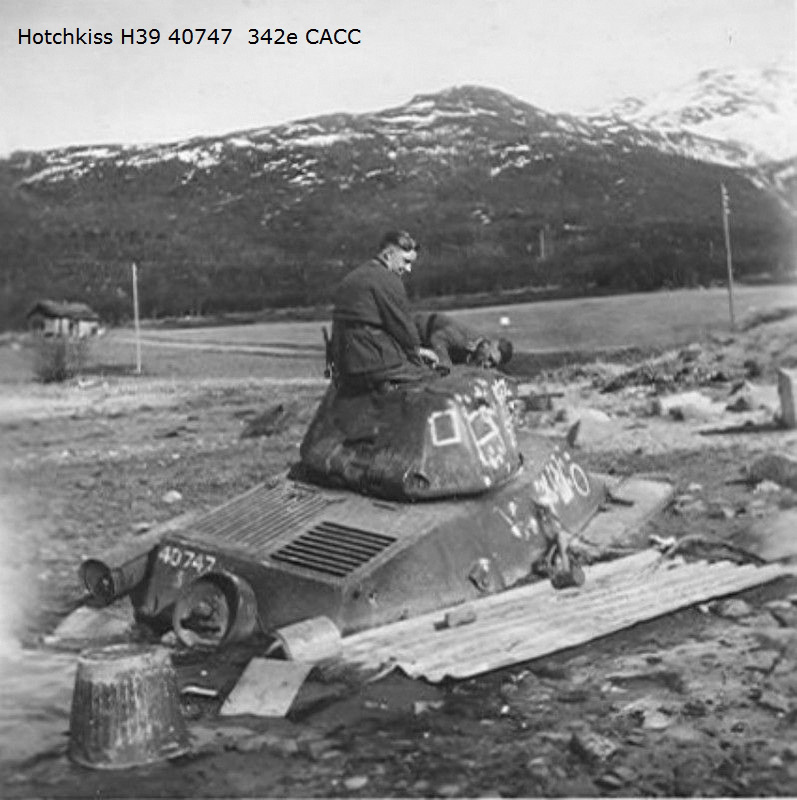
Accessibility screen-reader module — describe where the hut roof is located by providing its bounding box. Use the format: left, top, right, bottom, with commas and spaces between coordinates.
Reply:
27, 300, 100, 321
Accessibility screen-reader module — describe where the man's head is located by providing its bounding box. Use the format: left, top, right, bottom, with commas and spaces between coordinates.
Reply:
472, 337, 514, 369
377, 229, 420, 276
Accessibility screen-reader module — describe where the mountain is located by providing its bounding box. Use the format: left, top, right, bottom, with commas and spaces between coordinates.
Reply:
587, 64, 797, 165
1, 83, 794, 329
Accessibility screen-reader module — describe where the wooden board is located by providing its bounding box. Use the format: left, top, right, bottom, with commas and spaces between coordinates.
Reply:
220, 658, 313, 717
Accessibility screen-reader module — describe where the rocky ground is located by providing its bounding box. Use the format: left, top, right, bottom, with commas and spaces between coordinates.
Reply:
1, 309, 797, 797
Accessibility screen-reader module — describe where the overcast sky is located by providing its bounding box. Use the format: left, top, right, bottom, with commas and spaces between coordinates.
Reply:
1, 0, 794, 155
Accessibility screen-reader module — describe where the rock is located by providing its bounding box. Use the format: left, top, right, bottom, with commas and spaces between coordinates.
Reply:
595, 772, 625, 789
596, 765, 635, 789
343, 776, 369, 791
682, 698, 708, 718
414, 700, 444, 715
498, 683, 519, 702
643, 710, 672, 730
754, 480, 782, 494
765, 599, 794, 612
436, 783, 464, 797
609, 667, 686, 693
300, 738, 336, 759
652, 391, 725, 421
757, 690, 792, 714
673, 495, 708, 515
133, 521, 151, 534
579, 407, 612, 423
769, 606, 797, 628
665, 724, 703, 744
48, 602, 136, 646
570, 728, 620, 763
711, 599, 754, 619
748, 509, 797, 561
747, 453, 797, 492
162, 489, 182, 504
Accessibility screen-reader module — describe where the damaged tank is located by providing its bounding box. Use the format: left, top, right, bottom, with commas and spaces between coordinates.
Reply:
82, 369, 606, 649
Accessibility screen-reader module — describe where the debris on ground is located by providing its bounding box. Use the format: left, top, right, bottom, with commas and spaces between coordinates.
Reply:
746, 453, 797, 492
569, 727, 620, 763
652, 390, 726, 421
161, 489, 183, 504
220, 659, 314, 717
240, 403, 292, 438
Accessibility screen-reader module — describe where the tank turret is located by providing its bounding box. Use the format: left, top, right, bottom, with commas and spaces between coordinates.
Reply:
296, 370, 521, 501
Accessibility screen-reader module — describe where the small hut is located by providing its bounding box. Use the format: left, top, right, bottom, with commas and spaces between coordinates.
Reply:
27, 300, 101, 338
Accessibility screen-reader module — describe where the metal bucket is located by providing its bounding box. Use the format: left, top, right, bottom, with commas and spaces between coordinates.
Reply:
172, 572, 258, 649
68, 644, 189, 769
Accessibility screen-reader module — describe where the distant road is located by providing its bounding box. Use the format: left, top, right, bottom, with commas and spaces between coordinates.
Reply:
116, 285, 796, 354
113, 334, 322, 359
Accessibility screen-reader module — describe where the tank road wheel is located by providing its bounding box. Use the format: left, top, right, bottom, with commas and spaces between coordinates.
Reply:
172, 573, 258, 649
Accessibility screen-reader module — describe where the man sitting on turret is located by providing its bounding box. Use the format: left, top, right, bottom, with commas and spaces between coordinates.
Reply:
330, 229, 439, 394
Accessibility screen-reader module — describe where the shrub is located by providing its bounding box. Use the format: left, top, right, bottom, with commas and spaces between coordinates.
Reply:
31, 336, 90, 383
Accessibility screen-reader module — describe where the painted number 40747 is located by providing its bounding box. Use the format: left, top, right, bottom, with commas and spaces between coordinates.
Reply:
158, 545, 216, 574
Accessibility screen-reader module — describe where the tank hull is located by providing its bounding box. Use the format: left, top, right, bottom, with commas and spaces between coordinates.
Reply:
132, 433, 605, 638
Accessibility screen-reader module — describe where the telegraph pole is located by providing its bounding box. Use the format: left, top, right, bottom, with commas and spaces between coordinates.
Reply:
720, 183, 736, 331
132, 262, 142, 374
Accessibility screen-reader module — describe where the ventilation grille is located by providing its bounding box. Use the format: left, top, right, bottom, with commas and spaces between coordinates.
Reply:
191, 483, 332, 555
270, 521, 397, 578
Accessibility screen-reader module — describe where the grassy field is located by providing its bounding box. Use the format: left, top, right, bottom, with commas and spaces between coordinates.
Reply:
133, 283, 796, 353
1, 284, 794, 385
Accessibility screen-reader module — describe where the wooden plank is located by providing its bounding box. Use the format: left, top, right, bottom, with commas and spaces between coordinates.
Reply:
220, 658, 313, 717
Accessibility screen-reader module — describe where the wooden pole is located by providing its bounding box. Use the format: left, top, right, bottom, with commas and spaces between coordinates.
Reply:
720, 183, 736, 331
132, 262, 142, 374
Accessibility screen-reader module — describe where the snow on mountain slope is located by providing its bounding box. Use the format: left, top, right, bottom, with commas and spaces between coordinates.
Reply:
597, 64, 797, 163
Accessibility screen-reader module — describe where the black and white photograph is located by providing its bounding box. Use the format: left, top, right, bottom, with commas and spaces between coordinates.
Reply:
1, 0, 796, 795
